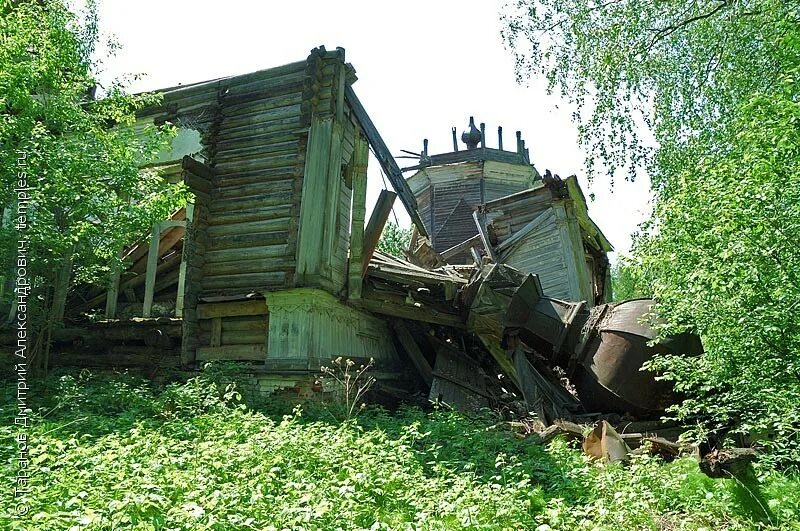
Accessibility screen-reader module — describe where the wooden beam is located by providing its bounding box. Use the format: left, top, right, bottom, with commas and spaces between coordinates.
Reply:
104, 250, 122, 319
69, 253, 182, 315
358, 285, 466, 329
362, 190, 396, 275
196, 344, 266, 362
182, 155, 215, 187
175, 202, 194, 317
348, 134, 369, 299
196, 300, 267, 319
472, 210, 497, 262
440, 234, 482, 261
142, 223, 162, 318
344, 85, 428, 237
392, 322, 433, 386
130, 224, 185, 273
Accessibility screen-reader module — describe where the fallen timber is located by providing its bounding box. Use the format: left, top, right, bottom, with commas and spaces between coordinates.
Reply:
4, 49, 706, 438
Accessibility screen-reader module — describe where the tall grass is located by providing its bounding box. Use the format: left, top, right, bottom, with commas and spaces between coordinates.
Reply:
1, 371, 797, 530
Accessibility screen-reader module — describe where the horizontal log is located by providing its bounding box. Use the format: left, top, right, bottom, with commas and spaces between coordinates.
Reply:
182, 155, 215, 182
214, 154, 298, 176
205, 236, 288, 254
214, 140, 298, 163
202, 272, 287, 290
217, 116, 301, 143
215, 180, 294, 201
216, 125, 296, 148
222, 92, 303, 118
356, 292, 466, 329
209, 192, 294, 214
203, 257, 295, 276
196, 344, 266, 361
221, 330, 266, 345
220, 318, 268, 332
205, 244, 294, 265
206, 218, 290, 239
220, 104, 302, 131
223, 79, 305, 105
208, 205, 293, 226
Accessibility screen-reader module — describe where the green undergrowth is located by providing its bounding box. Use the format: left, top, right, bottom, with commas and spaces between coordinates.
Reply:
1, 370, 798, 530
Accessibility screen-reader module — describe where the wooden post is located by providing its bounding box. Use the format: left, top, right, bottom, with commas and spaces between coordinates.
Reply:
393, 322, 433, 387
472, 210, 497, 262
361, 189, 397, 275
142, 223, 161, 318
105, 251, 122, 319
511, 344, 547, 422
296, 117, 333, 284
348, 134, 369, 299
175, 202, 194, 317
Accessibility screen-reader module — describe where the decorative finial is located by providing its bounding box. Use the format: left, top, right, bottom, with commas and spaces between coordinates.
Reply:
461, 117, 482, 150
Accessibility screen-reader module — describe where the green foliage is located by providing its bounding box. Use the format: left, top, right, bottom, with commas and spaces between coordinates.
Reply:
501, 0, 798, 182
376, 222, 412, 258
637, 77, 800, 467
0, 1, 184, 351
503, 0, 800, 467
609, 256, 650, 302
1, 372, 799, 530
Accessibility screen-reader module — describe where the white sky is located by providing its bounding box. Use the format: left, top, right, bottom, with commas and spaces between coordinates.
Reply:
96, 0, 651, 258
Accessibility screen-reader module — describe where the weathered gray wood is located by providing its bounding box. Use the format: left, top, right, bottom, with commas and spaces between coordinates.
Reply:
344, 85, 427, 237
440, 234, 482, 261
197, 300, 267, 319
196, 344, 266, 361
472, 210, 497, 262
348, 134, 369, 299
105, 251, 122, 319
176, 202, 194, 318
362, 190, 397, 275
393, 322, 433, 387
296, 116, 333, 283
206, 217, 290, 238
358, 287, 466, 329
142, 223, 162, 318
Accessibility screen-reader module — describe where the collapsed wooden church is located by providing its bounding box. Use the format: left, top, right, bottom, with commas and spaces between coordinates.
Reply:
28, 47, 700, 420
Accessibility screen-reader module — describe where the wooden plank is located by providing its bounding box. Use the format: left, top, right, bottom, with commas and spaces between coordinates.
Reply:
104, 250, 122, 319
295, 117, 333, 282
357, 290, 466, 329
472, 210, 497, 262
196, 344, 266, 361
348, 134, 369, 299
142, 223, 161, 318
392, 322, 433, 387
344, 85, 427, 237
361, 189, 397, 275
130, 225, 185, 273
175, 202, 194, 317
440, 234, 482, 261
210, 317, 222, 347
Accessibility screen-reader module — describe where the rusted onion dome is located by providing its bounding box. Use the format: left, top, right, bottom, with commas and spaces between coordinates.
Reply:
572, 299, 703, 416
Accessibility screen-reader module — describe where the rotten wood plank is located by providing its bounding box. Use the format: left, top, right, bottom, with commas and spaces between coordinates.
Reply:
361, 189, 397, 276
392, 322, 433, 387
